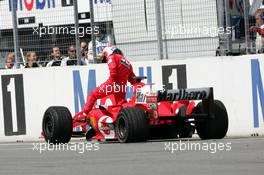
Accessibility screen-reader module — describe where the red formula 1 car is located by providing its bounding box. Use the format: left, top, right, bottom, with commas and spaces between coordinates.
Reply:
42, 77, 228, 143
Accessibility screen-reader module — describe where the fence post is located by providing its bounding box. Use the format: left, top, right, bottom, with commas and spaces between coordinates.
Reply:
224, 0, 232, 54
89, 0, 97, 63
161, 0, 168, 59
11, 0, 21, 68
154, 0, 164, 60
243, 0, 250, 54
73, 0, 81, 65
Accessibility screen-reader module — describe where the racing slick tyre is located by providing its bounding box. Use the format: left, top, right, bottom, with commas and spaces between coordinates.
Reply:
116, 107, 149, 143
195, 100, 228, 139
42, 106, 73, 144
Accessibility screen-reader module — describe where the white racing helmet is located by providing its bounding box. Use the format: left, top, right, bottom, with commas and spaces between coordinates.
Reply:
101, 46, 123, 63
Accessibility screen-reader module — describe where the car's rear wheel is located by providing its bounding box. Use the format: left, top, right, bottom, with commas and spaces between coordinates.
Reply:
116, 107, 149, 143
42, 106, 73, 144
195, 100, 228, 139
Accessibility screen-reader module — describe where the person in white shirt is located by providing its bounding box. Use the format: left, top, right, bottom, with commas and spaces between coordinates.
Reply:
88, 34, 112, 63
46, 47, 63, 67
250, 5, 264, 53
61, 45, 77, 66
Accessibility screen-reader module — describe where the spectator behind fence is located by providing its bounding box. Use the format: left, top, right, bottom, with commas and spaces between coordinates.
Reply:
88, 33, 110, 63
5, 52, 15, 69
81, 46, 89, 65
80, 41, 87, 57
61, 45, 77, 66
250, 5, 264, 53
46, 47, 63, 67
25, 51, 40, 68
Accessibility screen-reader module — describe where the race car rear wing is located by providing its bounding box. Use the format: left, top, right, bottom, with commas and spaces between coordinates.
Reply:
157, 87, 213, 102
157, 87, 215, 118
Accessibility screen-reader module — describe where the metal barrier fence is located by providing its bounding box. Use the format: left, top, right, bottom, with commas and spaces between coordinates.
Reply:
0, 0, 263, 68
0, 0, 78, 67
0, 0, 113, 68
112, 0, 220, 61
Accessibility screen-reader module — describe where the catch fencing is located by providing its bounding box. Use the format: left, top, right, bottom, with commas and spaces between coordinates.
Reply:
0, 0, 261, 66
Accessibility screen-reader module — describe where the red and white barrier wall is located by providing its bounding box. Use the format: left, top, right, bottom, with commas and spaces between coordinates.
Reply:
0, 55, 264, 142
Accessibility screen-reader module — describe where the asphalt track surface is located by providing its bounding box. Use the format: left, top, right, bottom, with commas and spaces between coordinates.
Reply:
0, 137, 263, 175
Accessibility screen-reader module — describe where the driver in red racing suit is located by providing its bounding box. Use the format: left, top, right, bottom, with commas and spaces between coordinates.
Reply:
79, 46, 137, 120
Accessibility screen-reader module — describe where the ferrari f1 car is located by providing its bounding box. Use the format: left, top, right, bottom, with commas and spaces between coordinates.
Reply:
42, 77, 228, 143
